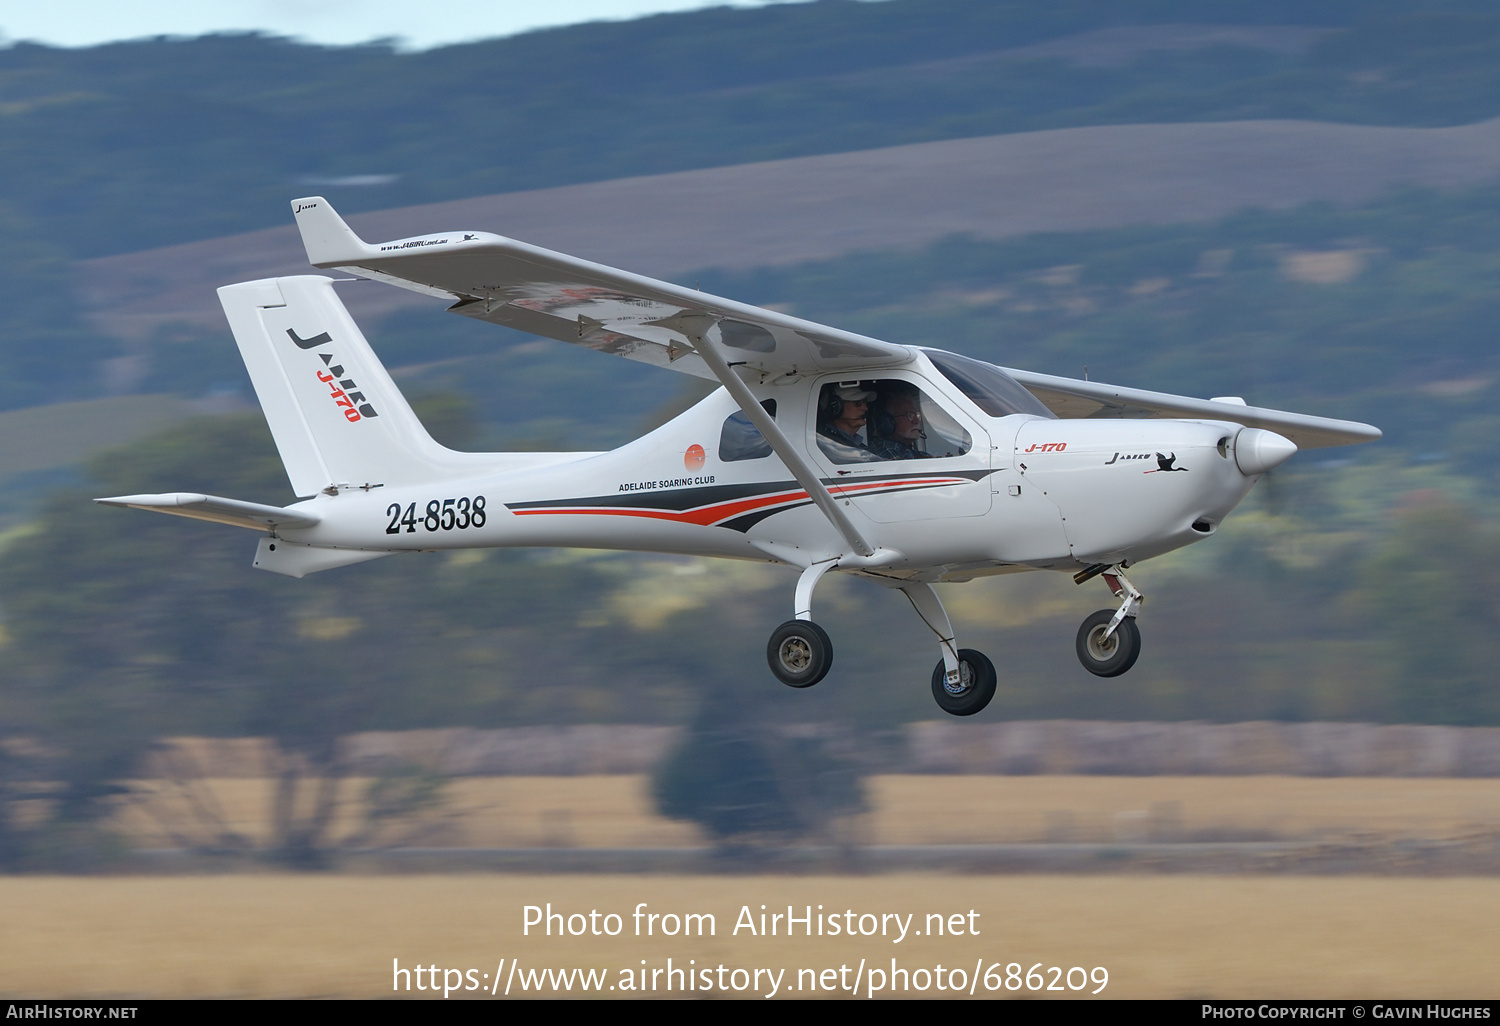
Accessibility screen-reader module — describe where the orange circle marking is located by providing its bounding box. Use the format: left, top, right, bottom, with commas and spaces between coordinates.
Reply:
685, 444, 706, 470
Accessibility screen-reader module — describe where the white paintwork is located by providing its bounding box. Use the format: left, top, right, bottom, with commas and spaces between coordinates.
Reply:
1234, 428, 1300, 476
93, 491, 320, 531
1005, 368, 1378, 450
218, 275, 530, 497
96, 197, 1383, 706
253, 536, 394, 578
1013, 418, 1254, 565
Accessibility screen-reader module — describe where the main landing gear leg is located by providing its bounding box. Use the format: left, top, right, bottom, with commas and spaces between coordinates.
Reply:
901, 583, 960, 684
901, 583, 996, 717
1074, 564, 1144, 678
767, 559, 838, 688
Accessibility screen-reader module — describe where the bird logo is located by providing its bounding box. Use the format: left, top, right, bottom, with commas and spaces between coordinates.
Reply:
1144, 452, 1188, 473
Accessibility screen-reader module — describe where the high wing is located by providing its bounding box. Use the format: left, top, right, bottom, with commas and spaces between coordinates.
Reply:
291, 196, 912, 383
290, 196, 1378, 453
1000, 368, 1380, 450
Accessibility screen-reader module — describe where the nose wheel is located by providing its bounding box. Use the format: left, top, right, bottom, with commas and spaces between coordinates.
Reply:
1076, 609, 1142, 677
767, 619, 833, 688
1072, 564, 1145, 677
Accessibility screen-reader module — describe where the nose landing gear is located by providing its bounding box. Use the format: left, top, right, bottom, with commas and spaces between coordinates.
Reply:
1073, 565, 1144, 677
1076, 610, 1141, 677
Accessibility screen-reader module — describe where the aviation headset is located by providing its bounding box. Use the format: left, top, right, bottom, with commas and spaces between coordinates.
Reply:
819, 382, 875, 422
872, 385, 924, 442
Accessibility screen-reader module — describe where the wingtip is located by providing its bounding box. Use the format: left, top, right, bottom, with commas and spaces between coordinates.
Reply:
290, 195, 371, 267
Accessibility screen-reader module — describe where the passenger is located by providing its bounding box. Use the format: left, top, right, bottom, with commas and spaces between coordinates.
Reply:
816, 383, 881, 463
870, 389, 928, 460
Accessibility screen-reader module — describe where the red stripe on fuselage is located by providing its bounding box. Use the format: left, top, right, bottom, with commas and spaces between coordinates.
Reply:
508, 477, 965, 528
827, 476, 963, 497
510, 487, 809, 527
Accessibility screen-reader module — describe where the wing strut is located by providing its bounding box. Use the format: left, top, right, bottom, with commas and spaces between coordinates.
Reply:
657, 311, 875, 558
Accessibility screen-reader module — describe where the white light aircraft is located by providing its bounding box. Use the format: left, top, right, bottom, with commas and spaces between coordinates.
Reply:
99, 197, 1380, 716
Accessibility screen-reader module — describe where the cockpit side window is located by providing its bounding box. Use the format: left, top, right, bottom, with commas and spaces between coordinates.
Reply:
816, 379, 972, 464
718, 400, 777, 461
923, 349, 1057, 419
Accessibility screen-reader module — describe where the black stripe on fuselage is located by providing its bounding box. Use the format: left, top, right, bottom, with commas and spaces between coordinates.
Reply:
505, 469, 996, 532
506, 480, 798, 512
504, 469, 993, 513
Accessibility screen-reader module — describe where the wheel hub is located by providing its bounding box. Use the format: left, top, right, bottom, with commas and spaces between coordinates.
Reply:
943, 662, 973, 696
1086, 626, 1118, 661
778, 638, 812, 672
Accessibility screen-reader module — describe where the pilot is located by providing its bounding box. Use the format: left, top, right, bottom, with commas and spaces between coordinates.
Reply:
816, 383, 881, 462
870, 388, 928, 460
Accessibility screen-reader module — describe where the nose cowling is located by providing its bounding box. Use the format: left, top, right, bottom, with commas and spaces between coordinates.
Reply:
1234, 428, 1297, 477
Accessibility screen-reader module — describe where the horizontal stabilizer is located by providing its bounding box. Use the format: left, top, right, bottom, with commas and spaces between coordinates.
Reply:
94, 493, 321, 532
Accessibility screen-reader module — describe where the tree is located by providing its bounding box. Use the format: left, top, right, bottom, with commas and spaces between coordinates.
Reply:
652, 682, 865, 848
1364, 495, 1500, 726
0, 403, 478, 865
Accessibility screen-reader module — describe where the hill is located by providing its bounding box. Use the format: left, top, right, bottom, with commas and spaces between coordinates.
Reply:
7, 0, 1500, 412
3, 3, 1500, 257
76, 118, 1500, 341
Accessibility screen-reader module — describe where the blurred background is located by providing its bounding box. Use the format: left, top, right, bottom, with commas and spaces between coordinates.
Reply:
3, 0, 1500, 888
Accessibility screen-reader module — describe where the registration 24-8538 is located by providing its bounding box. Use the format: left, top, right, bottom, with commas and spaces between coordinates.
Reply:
385, 496, 488, 534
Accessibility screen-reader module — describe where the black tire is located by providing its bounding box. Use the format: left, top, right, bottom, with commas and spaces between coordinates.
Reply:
1075, 609, 1142, 677
767, 620, 833, 688
930, 649, 997, 716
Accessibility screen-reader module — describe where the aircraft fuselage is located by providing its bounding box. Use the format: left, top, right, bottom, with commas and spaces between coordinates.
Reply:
264, 370, 1260, 583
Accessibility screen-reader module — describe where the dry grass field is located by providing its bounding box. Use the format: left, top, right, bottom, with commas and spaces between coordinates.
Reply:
111, 774, 1500, 849
2, 874, 1498, 998
867, 776, 1500, 846
15, 776, 1500, 998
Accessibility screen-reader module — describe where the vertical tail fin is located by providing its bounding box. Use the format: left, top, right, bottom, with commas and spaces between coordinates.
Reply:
219, 275, 476, 497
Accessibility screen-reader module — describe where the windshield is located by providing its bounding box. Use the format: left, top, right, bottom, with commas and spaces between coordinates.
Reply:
922, 349, 1056, 419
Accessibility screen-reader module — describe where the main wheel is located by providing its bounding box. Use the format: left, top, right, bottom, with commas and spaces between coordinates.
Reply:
930, 649, 997, 716
767, 620, 833, 688
1075, 609, 1142, 677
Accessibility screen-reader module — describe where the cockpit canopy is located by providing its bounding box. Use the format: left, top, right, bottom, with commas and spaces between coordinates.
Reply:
921, 349, 1056, 419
